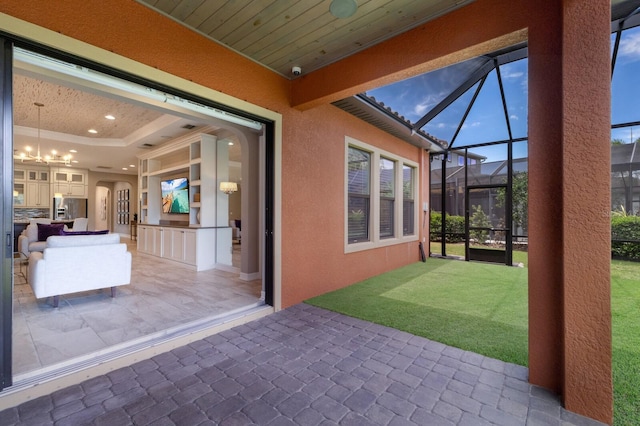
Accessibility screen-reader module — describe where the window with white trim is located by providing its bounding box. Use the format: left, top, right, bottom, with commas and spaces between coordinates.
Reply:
345, 137, 419, 252
403, 164, 415, 236
380, 157, 395, 239
347, 146, 371, 243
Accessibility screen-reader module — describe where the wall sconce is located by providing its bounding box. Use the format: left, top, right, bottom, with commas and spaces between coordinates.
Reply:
219, 181, 238, 195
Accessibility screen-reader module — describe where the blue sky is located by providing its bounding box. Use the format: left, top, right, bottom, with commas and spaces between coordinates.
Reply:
366, 25, 640, 160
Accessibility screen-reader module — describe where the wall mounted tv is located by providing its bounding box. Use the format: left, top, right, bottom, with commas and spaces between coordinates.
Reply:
161, 177, 190, 214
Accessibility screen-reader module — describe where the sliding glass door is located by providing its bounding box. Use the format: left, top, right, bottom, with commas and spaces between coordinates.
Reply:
0, 36, 13, 391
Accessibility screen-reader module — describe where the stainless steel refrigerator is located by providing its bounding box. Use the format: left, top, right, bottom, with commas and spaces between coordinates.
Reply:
53, 197, 88, 220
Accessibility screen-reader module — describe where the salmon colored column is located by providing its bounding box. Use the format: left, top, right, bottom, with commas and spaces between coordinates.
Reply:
528, 0, 612, 423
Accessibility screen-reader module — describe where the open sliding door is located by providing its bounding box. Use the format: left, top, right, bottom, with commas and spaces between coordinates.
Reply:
0, 37, 13, 391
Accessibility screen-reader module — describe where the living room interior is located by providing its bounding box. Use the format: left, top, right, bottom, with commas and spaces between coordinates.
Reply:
11, 47, 266, 380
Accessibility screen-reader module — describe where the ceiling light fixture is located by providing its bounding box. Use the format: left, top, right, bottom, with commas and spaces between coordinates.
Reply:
88, 129, 98, 134
14, 102, 72, 165
105, 115, 115, 120
219, 181, 238, 195
330, 0, 358, 18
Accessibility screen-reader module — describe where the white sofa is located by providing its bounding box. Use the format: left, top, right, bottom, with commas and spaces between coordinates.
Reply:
28, 233, 132, 307
18, 218, 90, 257
17, 219, 52, 257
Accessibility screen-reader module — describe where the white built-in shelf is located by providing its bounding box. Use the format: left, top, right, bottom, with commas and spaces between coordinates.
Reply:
148, 164, 189, 177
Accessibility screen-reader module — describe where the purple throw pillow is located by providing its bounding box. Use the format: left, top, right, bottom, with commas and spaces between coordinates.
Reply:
37, 223, 65, 241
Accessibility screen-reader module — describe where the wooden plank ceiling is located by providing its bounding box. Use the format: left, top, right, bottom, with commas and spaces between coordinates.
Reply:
136, 0, 476, 78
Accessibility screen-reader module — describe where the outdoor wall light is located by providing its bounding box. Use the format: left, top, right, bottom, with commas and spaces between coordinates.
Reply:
219, 182, 238, 195
330, 0, 358, 19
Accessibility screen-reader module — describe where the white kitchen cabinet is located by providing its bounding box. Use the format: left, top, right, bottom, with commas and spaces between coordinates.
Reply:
27, 169, 49, 182
26, 182, 50, 207
14, 167, 26, 181
52, 168, 87, 197
13, 182, 25, 206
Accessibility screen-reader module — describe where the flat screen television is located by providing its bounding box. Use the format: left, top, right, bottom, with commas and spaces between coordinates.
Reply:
161, 177, 190, 214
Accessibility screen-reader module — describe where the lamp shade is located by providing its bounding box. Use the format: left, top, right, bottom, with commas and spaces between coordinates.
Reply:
219, 182, 238, 194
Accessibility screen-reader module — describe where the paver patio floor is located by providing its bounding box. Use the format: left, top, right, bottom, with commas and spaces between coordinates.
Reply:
0, 304, 605, 425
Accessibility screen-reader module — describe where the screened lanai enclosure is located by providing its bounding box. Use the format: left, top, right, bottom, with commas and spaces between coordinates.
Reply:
336, 2, 640, 265
360, 43, 530, 265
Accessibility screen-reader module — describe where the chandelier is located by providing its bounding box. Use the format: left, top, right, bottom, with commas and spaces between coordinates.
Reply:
219, 181, 238, 195
14, 102, 72, 165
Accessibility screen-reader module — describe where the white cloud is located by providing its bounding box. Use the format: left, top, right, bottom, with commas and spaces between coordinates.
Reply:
502, 71, 524, 79
437, 123, 446, 129
619, 32, 640, 62
414, 102, 429, 116
510, 114, 519, 120
471, 121, 481, 127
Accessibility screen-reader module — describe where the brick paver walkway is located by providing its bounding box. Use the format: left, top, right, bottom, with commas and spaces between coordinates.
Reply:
0, 304, 606, 425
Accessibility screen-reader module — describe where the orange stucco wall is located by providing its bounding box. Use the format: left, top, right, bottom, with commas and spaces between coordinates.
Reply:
0, 0, 613, 423
0, 1, 425, 307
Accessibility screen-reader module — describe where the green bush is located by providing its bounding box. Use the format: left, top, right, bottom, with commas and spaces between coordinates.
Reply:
611, 216, 640, 260
430, 211, 465, 243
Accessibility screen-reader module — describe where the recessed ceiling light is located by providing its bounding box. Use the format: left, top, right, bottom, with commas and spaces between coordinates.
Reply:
71, 160, 78, 163
69, 149, 77, 153
105, 115, 115, 120
228, 141, 234, 146
129, 164, 136, 168
122, 167, 128, 171
88, 129, 98, 134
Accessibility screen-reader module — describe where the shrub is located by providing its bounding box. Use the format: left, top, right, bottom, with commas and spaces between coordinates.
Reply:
430, 211, 465, 243
611, 216, 640, 260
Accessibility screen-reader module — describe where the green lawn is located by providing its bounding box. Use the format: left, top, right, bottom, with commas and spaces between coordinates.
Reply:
306, 257, 640, 425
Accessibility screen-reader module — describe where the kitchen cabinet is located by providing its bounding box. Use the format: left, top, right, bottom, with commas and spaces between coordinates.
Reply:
26, 182, 50, 207
14, 167, 26, 181
27, 169, 49, 182
14, 166, 50, 207
52, 168, 87, 197
13, 182, 25, 206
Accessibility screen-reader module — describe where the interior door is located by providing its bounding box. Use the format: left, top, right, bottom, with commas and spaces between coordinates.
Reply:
0, 37, 13, 391
465, 185, 512, 265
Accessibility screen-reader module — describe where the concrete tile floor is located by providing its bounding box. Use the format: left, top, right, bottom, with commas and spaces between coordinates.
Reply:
12, 240, 260, 376
0, 304, 606, 425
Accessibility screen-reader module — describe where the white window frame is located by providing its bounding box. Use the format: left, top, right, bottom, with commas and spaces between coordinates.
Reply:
345, 136, 419, 253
